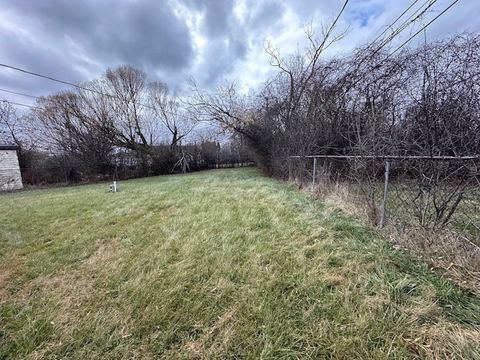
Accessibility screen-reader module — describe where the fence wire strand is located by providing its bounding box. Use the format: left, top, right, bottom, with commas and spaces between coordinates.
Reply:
289, 155, 480, 250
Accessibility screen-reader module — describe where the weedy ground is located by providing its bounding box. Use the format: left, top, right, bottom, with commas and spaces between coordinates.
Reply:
312, 180, 480, 291
0, 168, 479, 359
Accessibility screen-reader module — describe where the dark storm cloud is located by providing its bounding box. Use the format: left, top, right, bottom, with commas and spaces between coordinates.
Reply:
0, 23, 87, 96
4, 0, 194, 71
176, 0, 251, 86
0, 0, 194, 99
200, 0, 235, 38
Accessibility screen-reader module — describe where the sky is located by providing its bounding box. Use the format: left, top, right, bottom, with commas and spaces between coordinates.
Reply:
0, 0, 479, 107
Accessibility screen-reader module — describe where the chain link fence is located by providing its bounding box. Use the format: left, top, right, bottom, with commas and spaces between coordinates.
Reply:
289, 155, 480, 249
289, 155, 480, 290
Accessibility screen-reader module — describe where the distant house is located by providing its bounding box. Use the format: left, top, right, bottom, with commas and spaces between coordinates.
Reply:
0, 145, 23, 191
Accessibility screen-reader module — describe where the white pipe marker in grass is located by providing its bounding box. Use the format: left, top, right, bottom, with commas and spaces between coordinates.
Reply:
110, 181, 117, 193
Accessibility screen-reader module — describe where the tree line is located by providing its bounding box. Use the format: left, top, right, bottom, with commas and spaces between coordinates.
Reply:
0, 66, 252, 185
192, 33, 480, 176
1, 31, 479, 192
191, 32, 480, 229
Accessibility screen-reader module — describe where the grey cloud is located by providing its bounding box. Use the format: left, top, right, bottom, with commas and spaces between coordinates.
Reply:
247, 1, 286, 31
202, 0, 236, 37
1, 0, 195, 95
177, 0, 250, 87
0, 25, 86, 96
199, 37, 246, 86
179, 0, 236, 38
0, 0, 479, 102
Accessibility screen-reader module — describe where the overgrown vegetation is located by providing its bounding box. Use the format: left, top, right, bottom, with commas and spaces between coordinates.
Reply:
193, 33, 480, 175
308, 178, 480, 291
1, 169, 479, 358
191, 27, 480, 288
0, 69, 252, 185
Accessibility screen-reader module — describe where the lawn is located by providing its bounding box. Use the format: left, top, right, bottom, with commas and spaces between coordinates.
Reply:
0, 168, 479, 359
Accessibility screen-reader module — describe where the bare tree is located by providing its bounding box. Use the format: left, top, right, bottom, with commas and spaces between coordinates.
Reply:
148, 82, 195, 147
33, 91, 113, 175
0, 101, 20, 145
103, 65, 151, 152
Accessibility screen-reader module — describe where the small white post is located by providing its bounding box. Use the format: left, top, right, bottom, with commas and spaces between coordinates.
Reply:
113, 181, 117, 193
312, 157, 317, 186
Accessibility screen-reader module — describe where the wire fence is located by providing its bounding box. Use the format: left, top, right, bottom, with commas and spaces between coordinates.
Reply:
289, 155, 480, 250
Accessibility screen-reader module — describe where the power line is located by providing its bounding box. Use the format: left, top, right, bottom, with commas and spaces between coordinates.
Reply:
0, 83, 172, 117
331, 0, 350, 33
339, 0, 439, 83
1, 99, 40, 110
369, 0, 422, 46
0, 63, 107, 95
385, 0, 460, 60
0, 88, 39, 99
0, 62, 157, 111
368, 0, 439, 58
349, 0, 461, 89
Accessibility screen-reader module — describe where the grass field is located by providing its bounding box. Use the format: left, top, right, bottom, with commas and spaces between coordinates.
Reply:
1, 168, 479, 359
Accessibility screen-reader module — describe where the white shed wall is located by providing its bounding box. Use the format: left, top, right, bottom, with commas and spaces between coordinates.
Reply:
0, 149, 23, 191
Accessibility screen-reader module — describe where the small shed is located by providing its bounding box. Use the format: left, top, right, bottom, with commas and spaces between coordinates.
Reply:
0, 145, 23, 191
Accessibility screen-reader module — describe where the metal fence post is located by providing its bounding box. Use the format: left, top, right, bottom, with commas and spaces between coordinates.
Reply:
380, 160, 390, 228
288, 157, 292, 181
312, 157, 317, 186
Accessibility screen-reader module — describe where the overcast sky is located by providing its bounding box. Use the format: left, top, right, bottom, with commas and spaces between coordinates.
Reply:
0, 0, 479, 106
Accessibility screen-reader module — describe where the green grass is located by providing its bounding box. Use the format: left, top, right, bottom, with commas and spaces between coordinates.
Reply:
1, 168, 479, 359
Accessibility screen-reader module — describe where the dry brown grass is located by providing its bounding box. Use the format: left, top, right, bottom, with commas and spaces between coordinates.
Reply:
410, 321, 480, 359
307, 180, 480, 295
386, 227, 480, 293
3, 237, 130, 359
181, 306, 238, 358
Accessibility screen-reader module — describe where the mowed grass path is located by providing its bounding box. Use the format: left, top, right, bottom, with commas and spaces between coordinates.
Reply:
0, 168, 479, 359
